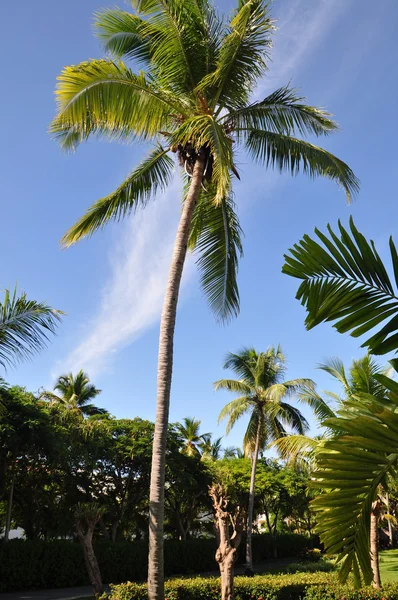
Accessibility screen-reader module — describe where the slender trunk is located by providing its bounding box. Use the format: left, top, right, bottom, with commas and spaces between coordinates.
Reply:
76, 525, 103, 597
245, 418, 261, 573
4, 473, 15, 542
370, 500, 382, 589
386, 492, 394, 548
148, 155, 205, 600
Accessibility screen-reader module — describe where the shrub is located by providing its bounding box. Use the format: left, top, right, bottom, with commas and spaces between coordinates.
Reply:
0, 534, 317, 592
106, 574, 398, 600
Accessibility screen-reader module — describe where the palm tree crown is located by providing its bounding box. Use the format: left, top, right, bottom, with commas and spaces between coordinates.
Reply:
175, 417, 209, 456
216, 347, 310, 452
45, 370, 106, 417
51, 0, 358, 321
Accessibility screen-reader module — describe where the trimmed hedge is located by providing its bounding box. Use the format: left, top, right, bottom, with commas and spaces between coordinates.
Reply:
0, 534, 316, 592
105, 573, 398, 600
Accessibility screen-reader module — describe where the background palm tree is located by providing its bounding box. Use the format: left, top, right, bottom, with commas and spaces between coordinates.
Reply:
43, 370, 106, 417
51, 1, 358, 596
175, 417, 209, 457
216, 346, 311, 573
0, 287, 62, 370
200, 433, 223, 460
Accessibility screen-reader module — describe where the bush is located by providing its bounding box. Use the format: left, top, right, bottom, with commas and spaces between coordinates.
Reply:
105, 573, 336, 600
106, 574, 398, 600
0, 534, 317, 592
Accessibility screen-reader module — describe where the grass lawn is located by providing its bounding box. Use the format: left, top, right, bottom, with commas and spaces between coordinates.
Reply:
379, 549, 398, 582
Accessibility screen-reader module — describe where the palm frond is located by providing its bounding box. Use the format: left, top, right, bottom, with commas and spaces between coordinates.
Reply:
283, 217, 398, 355
296, 382, 336, 423
198, 0, 274, 111
189, 189, 243, 321
61, 145, 174, 246
214, 379, 252, 395
312, 388, 398, 586
269, 434, 320, 465
246, 130, 359, 202
222, 348, 258, 382
50, 59, 185, 150
217, 396, 252, 434
94, 8, 152, 65
224, 85, 338, 138
0, 288, 62, 369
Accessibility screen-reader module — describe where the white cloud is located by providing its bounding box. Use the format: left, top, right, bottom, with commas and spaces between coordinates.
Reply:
255, 0, 349, 98
56, 177, 194, 377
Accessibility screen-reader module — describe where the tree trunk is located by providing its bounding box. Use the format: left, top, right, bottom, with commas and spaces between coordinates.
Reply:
386, 492, 394, 548
76, 526, 103, 597
245, 418, 261, 573
4, 473, 15, 542
148, 154, 205, 600
370, 500, 382, 589
210, 485, 243, 600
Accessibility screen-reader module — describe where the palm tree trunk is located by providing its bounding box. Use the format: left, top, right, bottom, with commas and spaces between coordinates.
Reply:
4, 471, 15, 543
148, 154, 205, 600
386, 492, 394, 548
245, 418, 261, 573
370, 500, 382, 589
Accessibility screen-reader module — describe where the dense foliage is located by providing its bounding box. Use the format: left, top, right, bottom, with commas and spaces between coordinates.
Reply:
0, 535, 317, 591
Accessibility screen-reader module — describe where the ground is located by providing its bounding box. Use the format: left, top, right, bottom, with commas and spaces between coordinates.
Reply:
379, 549, 398, 583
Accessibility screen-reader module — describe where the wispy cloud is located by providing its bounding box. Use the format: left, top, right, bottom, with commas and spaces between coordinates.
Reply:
255, 0, 349, 98
55, 178, 194, 377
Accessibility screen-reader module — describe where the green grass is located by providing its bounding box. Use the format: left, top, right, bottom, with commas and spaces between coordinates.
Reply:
379, 549, 398, 583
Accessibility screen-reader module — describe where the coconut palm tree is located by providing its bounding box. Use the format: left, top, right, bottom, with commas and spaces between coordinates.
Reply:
200, 433, 223, 460
42, 370, 106, 417
50, 2, 358, 596
0, 287, 62, 370
175, 417, 208, 456
216, 346, 311, 573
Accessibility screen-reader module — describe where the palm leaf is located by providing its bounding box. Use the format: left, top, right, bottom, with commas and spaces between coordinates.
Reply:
61, 145, 174, 246
50, 59, 186, 150
94, 8, 152, 65
217, 396, 252, 434
189, 189, 243, 321
224, 85, 338, 138
312, 389, 398, 586
246, 130, 359, 202
269, 433, 321, 466
198, 0, 274, 111
283, 217, 398, 355
0, 288, 62, 369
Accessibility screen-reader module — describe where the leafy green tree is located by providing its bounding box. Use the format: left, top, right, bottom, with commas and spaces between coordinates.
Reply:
216, 346, 310, 572
0, 287, 62, 369
42, 370, 106, 416
283, 217, 398, 356
51, 1, 358, 594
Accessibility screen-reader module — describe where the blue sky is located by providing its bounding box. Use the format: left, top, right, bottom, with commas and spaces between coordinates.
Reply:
1, 0, 398, 449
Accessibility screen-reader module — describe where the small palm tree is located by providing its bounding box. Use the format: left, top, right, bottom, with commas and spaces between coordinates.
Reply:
51, 2, 358, 595
223, 446, 244, 459
43, 370, 106, 417
200, 433, 223, 460
0, 287, 62, 370
216, 346, 310, 573
175, 417, 208, 457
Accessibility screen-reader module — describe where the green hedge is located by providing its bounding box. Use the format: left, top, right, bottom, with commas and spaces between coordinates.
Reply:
0, 534, 316, 592
106, 573, 398, 600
